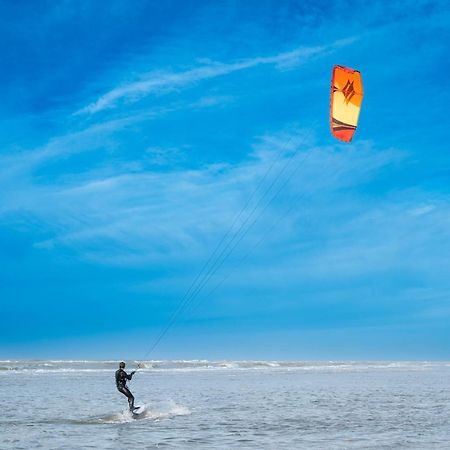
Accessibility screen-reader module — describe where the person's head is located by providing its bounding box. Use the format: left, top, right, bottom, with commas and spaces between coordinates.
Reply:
119, 361, 126, 369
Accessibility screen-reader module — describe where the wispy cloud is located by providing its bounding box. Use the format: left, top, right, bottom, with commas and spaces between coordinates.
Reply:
8, 128, 403, 272
0, 94, 233, 183
77, 38, 355, 115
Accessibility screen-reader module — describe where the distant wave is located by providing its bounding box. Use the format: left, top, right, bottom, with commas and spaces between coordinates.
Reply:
1, 360, 449, 375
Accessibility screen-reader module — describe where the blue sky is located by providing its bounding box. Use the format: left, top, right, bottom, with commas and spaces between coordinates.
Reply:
1, 0, 450, 359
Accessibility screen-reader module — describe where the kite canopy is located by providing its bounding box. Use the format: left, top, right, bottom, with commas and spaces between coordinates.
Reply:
330, 65, 363, 142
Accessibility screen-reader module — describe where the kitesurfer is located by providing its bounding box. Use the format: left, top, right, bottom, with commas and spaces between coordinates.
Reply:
115, 361, 137, 411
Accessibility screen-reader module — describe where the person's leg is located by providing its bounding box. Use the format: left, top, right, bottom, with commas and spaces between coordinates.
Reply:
118, 387, 135, 410
127, 389, 135, 410
124, 387, 135, 410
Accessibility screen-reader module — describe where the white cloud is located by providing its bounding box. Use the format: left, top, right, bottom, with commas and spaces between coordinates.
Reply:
3, 128, 402, 271
0, 94, 231, 182
76, 38, 355, 115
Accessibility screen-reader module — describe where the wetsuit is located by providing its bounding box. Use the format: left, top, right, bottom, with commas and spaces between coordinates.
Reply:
115, 368, 135, 410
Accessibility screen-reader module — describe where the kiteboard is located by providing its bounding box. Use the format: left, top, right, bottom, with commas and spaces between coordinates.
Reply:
132, 405, 146, 417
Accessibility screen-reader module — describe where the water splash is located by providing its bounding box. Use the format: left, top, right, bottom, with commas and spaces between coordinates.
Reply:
83, 402, 191, 424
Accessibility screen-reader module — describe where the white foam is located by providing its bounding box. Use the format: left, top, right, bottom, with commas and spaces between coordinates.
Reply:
3, 360, 450, 375
95, 402, 191, 424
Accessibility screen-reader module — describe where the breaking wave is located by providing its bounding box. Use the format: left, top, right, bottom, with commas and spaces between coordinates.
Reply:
1, 360, 448, 375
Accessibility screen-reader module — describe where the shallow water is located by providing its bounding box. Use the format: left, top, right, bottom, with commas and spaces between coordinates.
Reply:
1, 360, 449, 449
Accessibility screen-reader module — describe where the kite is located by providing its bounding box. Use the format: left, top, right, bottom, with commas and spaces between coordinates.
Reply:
330, 65, 363, 142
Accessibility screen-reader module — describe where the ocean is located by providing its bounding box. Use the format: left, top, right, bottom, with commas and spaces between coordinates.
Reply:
1, 360, 449, 449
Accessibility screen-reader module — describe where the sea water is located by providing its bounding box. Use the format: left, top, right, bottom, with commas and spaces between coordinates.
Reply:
1, 360, 449, 449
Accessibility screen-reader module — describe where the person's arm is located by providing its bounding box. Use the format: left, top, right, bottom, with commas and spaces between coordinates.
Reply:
126, 371, 136, 380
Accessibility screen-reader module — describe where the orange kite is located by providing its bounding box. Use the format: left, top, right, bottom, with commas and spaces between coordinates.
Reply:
330, 65, 363, 142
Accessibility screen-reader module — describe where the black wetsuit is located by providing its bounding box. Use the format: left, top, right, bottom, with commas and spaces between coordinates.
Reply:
115, 369, 135, 410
